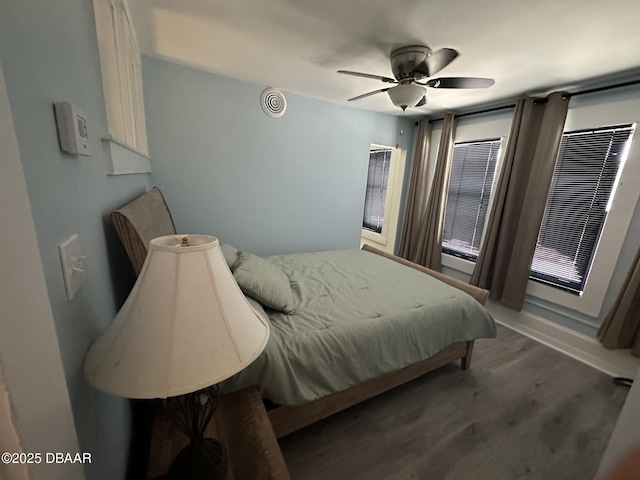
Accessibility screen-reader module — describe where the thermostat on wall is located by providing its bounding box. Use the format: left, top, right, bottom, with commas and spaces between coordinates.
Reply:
54, 101, 90, 156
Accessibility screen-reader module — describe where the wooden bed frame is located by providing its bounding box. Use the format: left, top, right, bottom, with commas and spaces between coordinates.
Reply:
111, 188, 491, 440
267, 244, 487, 438
267, 340, 474, 438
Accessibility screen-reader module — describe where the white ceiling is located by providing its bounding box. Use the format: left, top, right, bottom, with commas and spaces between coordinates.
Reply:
129, 0, 640, 117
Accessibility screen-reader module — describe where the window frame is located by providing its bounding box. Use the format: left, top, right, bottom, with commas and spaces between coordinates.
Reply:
360, 145, 405, 249
525, 108, 640, 318
438, 110, 514, 275
441, 138, 503, 262
362, 147, 392, 235
93, 0, 151, 175
529, 124, 635, 295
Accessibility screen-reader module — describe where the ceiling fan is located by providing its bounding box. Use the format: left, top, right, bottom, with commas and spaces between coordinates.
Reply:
338, 45, 494, 110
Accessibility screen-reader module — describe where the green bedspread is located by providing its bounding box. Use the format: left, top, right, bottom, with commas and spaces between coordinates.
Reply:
220, 249, 496, 406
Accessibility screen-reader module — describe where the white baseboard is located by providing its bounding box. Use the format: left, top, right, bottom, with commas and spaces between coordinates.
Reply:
486, 300, 639, 380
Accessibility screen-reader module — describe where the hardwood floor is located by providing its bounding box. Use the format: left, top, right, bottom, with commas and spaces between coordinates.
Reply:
279, 325, 629, 480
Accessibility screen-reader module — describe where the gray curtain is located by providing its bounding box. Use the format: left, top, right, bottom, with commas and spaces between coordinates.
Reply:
598, 246, 640, 357
399, 118, 432, 260
470, 92, 569, 309
413, 113, 456, 270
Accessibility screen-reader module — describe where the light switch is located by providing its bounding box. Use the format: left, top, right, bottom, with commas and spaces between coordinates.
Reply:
59, 234, 86, 300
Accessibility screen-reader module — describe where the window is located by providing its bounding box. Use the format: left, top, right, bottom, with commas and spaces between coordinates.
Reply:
93, 0, 150, 174
363, 148, 392, 234
530, 124, 635, 294
442, 139, 502, 260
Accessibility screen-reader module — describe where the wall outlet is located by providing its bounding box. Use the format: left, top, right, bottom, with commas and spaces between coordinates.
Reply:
59, 234, 86, 300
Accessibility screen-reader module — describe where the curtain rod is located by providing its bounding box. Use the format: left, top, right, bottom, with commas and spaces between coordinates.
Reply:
570, 78, 640, 97
428, 77, 640, 124
429, 103, 515, 124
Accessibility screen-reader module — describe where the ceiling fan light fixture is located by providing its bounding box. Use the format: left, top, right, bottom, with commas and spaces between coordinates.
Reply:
388, 84, 426, 110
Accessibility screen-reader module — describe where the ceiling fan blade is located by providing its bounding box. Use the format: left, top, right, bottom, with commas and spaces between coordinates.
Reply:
347, 88, 390, 102
338, 70, 397, 84
415, 95, 427, 107
426, 77, 495, 89
414, 48, 459, 77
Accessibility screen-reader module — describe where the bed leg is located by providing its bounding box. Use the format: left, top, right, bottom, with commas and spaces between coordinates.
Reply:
461, 341, 474, 370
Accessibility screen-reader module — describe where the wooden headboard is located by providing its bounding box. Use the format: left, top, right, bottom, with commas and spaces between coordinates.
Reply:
111, 187, 176, 276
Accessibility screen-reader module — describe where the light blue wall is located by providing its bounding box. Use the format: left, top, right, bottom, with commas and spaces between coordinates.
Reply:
0, 1, 151, 478
142, 56, 416, 256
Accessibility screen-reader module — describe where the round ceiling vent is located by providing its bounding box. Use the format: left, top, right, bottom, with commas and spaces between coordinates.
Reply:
260, 88, 287, 118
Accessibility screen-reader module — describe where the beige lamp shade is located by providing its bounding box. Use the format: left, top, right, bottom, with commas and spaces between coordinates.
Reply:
83, 234, 270, 399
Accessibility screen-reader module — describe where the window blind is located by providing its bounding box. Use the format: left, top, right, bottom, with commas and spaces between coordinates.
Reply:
363, 149, 392, 233
442, 139, 502, 260
530, 124, 635, 293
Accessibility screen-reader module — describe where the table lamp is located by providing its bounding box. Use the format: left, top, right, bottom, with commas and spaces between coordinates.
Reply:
84, 234, 270, 479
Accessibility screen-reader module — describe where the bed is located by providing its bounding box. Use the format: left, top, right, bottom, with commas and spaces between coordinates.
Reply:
111, 187, 497, 438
